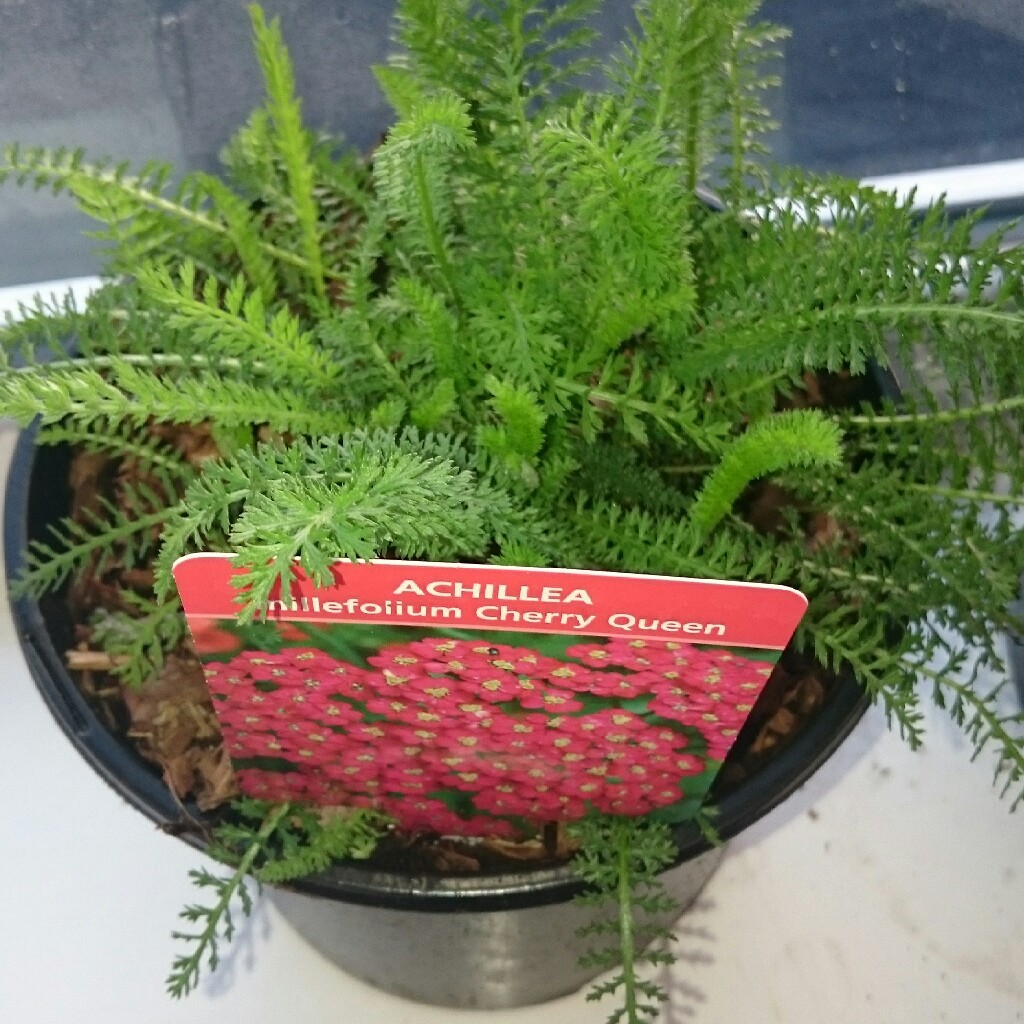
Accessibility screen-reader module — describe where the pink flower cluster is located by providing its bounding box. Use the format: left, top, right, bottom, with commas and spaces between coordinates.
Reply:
204, 636, 774, 837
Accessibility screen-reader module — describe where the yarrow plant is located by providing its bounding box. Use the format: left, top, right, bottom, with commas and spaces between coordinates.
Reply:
2, 0, 1024, 1019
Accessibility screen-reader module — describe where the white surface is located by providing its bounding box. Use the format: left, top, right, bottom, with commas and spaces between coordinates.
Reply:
0, 280, 1021, 1023
863, 157, 1024, 210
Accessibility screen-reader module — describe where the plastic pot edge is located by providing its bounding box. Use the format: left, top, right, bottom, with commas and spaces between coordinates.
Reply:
4, 429, 870, 912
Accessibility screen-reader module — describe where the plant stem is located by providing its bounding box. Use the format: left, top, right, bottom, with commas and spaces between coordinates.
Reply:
915, 664, 1024, 809
848, 395, 1024, 426
167, 803, 291, 998
412, 153, 462, 313
555, 378, 707, 446
799, 559, 924, 595
37, 424, 186, 472
682, 83, 702, 200
30, 352, 250, 374
726, 27, 745, 197
907, 482, 1024, 505
660, 462, 714, 475
725, 370, 788, 403
13, 504, 175, 601
616, 828, 640, 1024
216, 799, 291, 888
0, 152, 343, 280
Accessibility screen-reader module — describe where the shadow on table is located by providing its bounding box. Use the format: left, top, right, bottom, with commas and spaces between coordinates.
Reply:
201, 889, 274, 1000
653, 895, 719, 1022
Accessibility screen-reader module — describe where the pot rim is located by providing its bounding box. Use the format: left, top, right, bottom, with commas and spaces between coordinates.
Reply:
4, 429, 869, 911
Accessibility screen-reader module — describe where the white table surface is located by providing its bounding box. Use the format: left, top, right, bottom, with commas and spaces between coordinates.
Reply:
0, 279, 1021, 1024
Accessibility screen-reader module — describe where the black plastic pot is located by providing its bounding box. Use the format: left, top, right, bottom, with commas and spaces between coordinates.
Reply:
4, 430, 870, 1007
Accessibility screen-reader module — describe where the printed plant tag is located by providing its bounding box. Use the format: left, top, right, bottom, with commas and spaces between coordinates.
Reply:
173, 555, 808, 838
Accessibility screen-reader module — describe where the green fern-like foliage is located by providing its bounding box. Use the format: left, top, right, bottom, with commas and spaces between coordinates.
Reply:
571, 814, 681, 1024
166, 800, 389, 997
4, 0, 1024, 1012
154, 434, 495, 616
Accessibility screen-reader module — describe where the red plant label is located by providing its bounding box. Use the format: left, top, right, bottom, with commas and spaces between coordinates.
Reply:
174, 555, 808, 837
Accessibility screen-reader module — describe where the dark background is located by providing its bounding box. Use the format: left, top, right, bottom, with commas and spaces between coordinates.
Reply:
2, 0, 1023, 285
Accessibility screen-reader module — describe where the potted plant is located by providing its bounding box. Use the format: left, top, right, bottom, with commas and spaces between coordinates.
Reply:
2, 1, 1023, 1020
